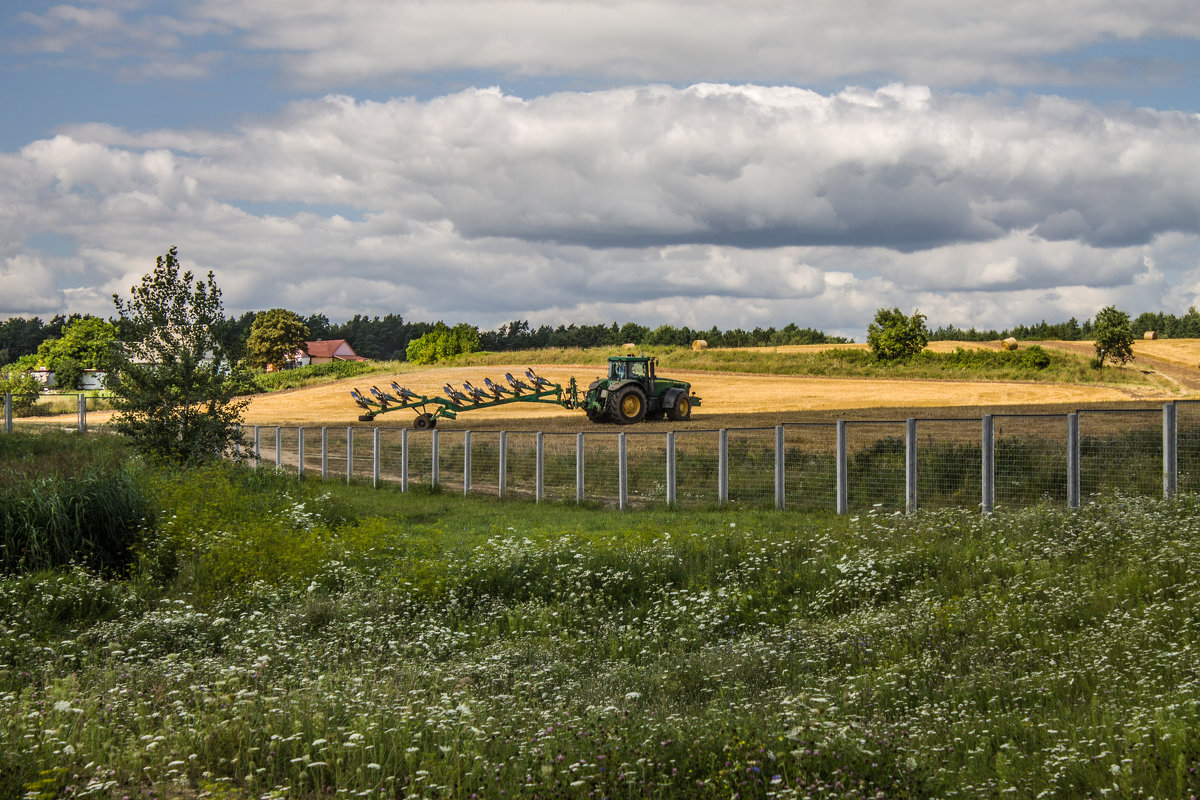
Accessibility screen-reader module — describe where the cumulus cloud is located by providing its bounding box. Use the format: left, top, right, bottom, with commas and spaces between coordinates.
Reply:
0, 255, 65, 315
5, 83, 1200, 334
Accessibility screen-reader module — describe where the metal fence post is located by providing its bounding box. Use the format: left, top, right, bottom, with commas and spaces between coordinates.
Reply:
400, 428, 409, 491
535, 432, 545, 502
3, 393, 11, 434
718, 429, 729, 505
576, 433, 585, 504
774, 425, 785, 510
499, 431, 507, 497
298, 427, 305, 479
1164, 402, 1178, 499
373, 427, 381, 488
346, 427, 354, 484
275, 426, 283, 470
464, 431, 472, 495
78, 393, 87, 433
1067, 412, 1080, 508
432, 429, 440, 488
618, 432, 628, 510
666, 431, 676, 506
320, 427, 328, 480
905, 418, 917, 514
836, 420, 848, 514
981, 415, 994, 514
253, 425, 261, 468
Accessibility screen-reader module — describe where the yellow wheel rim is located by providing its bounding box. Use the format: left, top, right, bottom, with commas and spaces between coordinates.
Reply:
677, 397, 689, 416
621, 394, 642, 417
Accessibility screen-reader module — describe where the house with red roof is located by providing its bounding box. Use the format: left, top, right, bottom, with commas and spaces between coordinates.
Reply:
293, 339, 365, 367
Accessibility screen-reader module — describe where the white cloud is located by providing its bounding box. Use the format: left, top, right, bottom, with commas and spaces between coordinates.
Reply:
0, 254, 65, 315
6, 84, 1200, 334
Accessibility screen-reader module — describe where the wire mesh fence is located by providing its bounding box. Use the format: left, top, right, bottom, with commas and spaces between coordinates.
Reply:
7, 394, 1197, 513
993, 414, 1068, 508
915, 419, 983, 510
1079, 409, 1163, 500
781, 423, 838, 512
1179, 401, 1200, 494
845, 421, 906, 512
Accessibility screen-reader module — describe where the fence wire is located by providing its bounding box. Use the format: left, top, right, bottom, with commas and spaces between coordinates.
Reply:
845, 421, 906, 512
1080, 409, 1162, 500
993, 415, 1067, 508
915, 419, 982, 510
727, 428, 776, 506
542, 433, 578, 503
674, 430, 720, 507
782, 423, 838, 512
583, 435, 621, 506
9, 398, 1192, 512
505, 432, 539, 500
468, 431, 503, 497
1180, 401, 1200, 494
627, 433, 668, 507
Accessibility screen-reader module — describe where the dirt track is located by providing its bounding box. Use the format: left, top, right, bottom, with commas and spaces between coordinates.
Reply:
239, 340, 1200, 431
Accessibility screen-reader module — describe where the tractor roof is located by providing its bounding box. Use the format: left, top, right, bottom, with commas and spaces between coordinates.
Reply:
607, 354, 654, 363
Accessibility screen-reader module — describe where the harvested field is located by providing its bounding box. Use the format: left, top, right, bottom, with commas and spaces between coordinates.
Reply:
242, 354, 1187, 431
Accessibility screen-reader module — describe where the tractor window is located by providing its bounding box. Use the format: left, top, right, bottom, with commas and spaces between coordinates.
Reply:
608, 361, 624, 380
630, 361, 647, 379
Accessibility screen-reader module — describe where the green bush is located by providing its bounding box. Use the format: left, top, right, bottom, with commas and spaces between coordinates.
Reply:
0, 466, 152, 575
250, 360, 376, 393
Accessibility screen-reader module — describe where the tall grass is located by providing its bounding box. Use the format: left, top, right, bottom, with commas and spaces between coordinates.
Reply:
0, 432, 152, 574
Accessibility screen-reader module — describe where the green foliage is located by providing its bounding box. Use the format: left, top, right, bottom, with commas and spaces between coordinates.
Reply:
405, 322, 481, 364
245, 307, 309, 369
249, 359, 378, 393
0, 369, 42, 414
867, 306, 929, 361
105, 247, 249, 465
1093, 305, 1135, 367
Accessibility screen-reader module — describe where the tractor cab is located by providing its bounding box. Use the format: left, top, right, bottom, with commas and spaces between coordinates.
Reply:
608, 356, 654, 384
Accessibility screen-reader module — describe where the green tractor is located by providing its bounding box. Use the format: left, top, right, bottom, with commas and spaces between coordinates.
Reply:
582, 355, 699, 424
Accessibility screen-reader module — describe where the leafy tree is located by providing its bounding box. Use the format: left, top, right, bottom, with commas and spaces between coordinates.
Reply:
106, 247, 247, 464
867, 307, 929, 362
1092, 306, 1134, 367
246, 308, 309, 369
29, 316, 118, 389
0, 369, 42, 414
405, 322, 481, 365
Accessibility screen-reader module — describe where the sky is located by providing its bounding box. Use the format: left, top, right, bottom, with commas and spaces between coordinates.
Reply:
2, 1, 1200, 339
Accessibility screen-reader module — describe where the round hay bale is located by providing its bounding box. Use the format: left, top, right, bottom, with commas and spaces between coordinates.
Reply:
1000, 337, 1019, 351
691, 339, 708, 351
1144, 330, 1157, 340
623, 343, 637, 351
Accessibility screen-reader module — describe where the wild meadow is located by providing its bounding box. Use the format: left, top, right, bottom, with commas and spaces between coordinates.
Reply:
3, 431, 1200, 798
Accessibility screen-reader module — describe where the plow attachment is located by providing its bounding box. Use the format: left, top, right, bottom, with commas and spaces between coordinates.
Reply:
351, 369, 579, 428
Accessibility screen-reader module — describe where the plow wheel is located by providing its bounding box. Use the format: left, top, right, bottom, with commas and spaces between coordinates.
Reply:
667, 394, 692, 421
608, 385, 647, 424
413, 413, 436, 430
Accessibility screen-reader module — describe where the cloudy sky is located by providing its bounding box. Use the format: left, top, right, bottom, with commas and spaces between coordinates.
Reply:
3, 1, 1200, 338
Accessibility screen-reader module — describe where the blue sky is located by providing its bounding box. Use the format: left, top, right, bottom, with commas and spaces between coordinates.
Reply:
3, 1, 1200, 337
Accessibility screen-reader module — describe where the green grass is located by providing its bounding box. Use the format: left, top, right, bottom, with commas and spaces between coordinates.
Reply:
247, 360, 386, 393
2, 437, 1200, 798
430, 344, 1151, 385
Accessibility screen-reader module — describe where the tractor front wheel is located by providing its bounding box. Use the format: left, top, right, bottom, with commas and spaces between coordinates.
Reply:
667, 394, 692, 421
608, 385, 647, 424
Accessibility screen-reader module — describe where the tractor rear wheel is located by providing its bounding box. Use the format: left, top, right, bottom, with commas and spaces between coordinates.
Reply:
608, 385, 647, 424
667, 394, 692, 421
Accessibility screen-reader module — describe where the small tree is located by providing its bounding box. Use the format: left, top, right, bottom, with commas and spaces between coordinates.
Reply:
405, 322, 481, 365
246, 308, 310, 370
1092, 306, 1134, 368
867, 307, 929, 362
0, 369, 42, 415
28, 316, 118, 389
106, 247, 247, 464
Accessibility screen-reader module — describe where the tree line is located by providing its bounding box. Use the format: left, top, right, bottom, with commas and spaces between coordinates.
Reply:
928, 307, 1200, 342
